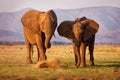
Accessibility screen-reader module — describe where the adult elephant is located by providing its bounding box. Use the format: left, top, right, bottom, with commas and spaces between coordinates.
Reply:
21, 10, 57, 64
57, 17, 99, 67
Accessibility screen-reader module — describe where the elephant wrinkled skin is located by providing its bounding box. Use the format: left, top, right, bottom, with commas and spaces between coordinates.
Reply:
57, 17, 99, 67
21, 10, 57, 64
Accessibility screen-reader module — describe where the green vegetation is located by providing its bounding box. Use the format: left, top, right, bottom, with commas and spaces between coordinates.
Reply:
0, 45, 120, 80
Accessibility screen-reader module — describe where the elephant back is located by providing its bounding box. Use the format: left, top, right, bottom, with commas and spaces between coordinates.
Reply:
21, 10, 43, 34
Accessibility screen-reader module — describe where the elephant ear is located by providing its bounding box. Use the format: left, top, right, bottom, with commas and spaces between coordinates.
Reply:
47, 10, 57, 31
81, 20, 99, 41
47, 10, 57, 21
57, 21, 75, 41
21, 10, 41, 34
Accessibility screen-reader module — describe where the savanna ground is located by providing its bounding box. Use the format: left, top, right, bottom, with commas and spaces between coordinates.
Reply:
0, 45, 120, 80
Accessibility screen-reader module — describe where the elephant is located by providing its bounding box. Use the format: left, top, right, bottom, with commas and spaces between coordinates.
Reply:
57, 17, 99, 67
21, 9, 57, 64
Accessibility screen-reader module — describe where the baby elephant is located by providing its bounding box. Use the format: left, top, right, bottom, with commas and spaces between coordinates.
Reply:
57, 17, 99, 67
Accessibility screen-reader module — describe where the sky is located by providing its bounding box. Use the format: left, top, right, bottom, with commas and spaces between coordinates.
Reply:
0, 0, 120, 12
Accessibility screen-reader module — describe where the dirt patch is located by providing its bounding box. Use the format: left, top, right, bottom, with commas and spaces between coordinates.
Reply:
35, 58, 60, 69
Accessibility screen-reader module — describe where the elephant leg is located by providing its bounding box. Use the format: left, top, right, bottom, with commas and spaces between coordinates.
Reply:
36, 35, 47, 61
43, 47, 46, 59
89, 36, 95, 66
42, 32, 47, 59
26, 43, 32, 64
31, 45, 34, 59
36, 45, 40, 61
73, 43, 80, 67
80, 43, 86, 67
89, 44, 94, 66
37, 44, 47, 61
73, 46, 78, 66
36, 45, 46, 61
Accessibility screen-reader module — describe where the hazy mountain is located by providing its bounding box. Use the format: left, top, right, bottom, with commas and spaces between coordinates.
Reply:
0, 6, 120, 44
54, 6, 120, 44
0, 8, 31, 41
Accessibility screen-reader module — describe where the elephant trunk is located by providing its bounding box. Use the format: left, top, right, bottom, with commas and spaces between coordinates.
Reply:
73, 23, 83, 47
74, 36, 81, 47
45, 35, 52, 49
44, 25, 53, 49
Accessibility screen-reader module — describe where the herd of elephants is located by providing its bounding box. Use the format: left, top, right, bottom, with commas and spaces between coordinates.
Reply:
21, 9, 99, 68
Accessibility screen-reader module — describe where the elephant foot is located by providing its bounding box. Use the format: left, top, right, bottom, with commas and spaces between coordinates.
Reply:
75, 63, 80, 68
26, 58, 33, 64
26, 60, 33, 64
74, 62, 77, 66
80, 65, 85, 67
89, 61, 94, 66
80, 63, 86, 68
40, 56, 47, 61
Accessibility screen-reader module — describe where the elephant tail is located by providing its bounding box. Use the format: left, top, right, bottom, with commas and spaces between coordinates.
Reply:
31, 46, 34, 58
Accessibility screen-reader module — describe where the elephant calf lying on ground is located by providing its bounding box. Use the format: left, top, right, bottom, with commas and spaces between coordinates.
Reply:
57, 17, 99, 67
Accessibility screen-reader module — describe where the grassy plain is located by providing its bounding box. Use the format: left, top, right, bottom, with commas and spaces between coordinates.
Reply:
0, 45, 120, 80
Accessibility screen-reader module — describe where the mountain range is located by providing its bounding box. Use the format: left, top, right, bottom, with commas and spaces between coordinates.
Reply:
0, 6, 120, 44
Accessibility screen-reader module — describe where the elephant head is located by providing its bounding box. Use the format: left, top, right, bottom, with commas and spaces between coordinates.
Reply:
21, 10, 57, 48
39, 10, 57, 48
75, 16, 87, 22
57, 19, 99, 46
57, 21, 81, 47
75, 18, 99, 42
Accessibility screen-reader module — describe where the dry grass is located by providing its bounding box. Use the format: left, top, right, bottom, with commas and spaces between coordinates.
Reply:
0, 45, 120, 80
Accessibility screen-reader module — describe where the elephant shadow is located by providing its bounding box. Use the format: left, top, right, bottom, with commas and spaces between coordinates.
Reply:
95, 61, 120, 68
60, 61, 120, 69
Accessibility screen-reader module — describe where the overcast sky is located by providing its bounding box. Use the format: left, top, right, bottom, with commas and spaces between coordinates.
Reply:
0, 0, 120, 12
